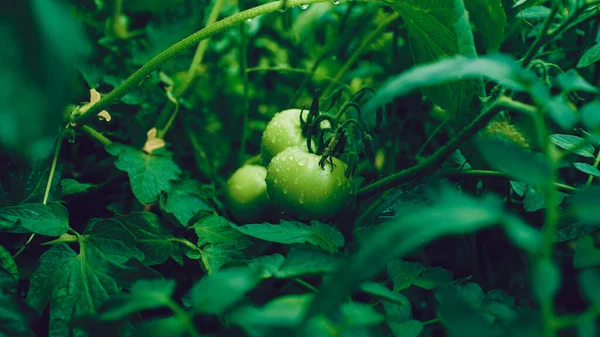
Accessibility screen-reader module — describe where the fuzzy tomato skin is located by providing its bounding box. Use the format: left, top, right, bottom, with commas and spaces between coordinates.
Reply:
225, 165, 270, 223
260, 108, 329, 165
265, 147, 352, 220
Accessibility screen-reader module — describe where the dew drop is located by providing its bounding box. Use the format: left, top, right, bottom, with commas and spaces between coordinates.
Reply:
299, 194, 306, 204
246, 18, 253, 22
297, 157, 307, 166
279, 7, 287, 12
300, 4, 309, 9
337, 177, 342, 186
332, 0, 340, 4
283, 186, 289, 194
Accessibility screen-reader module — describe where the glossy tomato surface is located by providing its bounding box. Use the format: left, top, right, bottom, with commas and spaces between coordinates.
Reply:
265, 146, 352, 220
225, 165, 270, 223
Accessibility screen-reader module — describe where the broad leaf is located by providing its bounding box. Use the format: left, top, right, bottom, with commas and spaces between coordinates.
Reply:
0, 202, 69, 236
435, 283, 491, 337
339, 302, 384, 326
26, 242, 144, 337
569, 186, 600, 223
190, 266, 263, 315
193, 215, 250, 247
60, 179, 98, 196
387, 260, 424, 291
556, 219, 600, 242
577, 44, 600, 68
199, 242, 246, 274
549, 134, 595, 158
556, 69, 598, 93
0, 293, 37, 337
464, 0, 506, 52
574, 163, 600, 177
96, 212, 181, 266
0, 245, 18, 285
233, 220, 344, 253
359, 282, 408, 305
159, 179, 214, 226
478, 136, 551, 186
573, 236, 600, 269
106, 143, 182, 205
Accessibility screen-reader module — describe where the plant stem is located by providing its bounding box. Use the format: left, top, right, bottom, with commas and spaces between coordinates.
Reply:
73, 0, 378, 126
358, 96, 536, 200
13, 133, 64, 259
322, 12, 400, 97
80, 125, 113, 146
438, 169, 578, 194
294, 278, 319, 292
585, 149, 600, 186
238, 21, 250, 165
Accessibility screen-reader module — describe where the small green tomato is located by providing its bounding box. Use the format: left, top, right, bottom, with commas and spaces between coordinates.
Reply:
225, 165, 270, 223
265, 146, 352, 220
260, 108, 329, 164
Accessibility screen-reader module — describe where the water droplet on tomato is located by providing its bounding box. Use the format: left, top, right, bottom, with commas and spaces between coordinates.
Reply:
299, 194, 305, 204
300, 4, 309, 9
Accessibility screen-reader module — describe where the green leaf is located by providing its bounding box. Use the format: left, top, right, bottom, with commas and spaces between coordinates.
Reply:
574, 236, 600, 269
580, 101, 600, 130
413, 266, 454, 290
246, 254, 285, 279
232, 220, 345, 253
570, 186, 600, 223
303, 186, 503, 322
359, 282, 408, 305
199, 242, 246, 274
193, 215, 250, 248
464, 0, 506, 52
518, 6, 553, 19
502, 214, 542, 254
387, 260, 425, 291
106, 144, 182, 205
274, 248, 342, 279
384, 0, 476, 118
435, 283, 491, 337
388, 320, 424, 337
339, 302, 384, 326
522, 187, 567, 212
60, 179, 98, 196
93, 279, 175, 322
362, 54, 541, 125
190, 266, 263, 315
556, 69, 598, 93
577, 44, 600, 68
547, 95, 578, 131
556, 219, 600, 242
0, 202, 69, 236
576, 317, 596, 337
0, 293, 37, 337
97, 212, 181, 266
26, 243, 140, 337
228, 294, 313, 335
478, 136, 551, 186
159, 179, 214, 226
574, 163, 600, 177
549, 134, 595, 158
531, 259, 561, 303
579, 268, 600, 304
134, 316, 186, 337
85, 219, 146, 264
0, 245, 18, 286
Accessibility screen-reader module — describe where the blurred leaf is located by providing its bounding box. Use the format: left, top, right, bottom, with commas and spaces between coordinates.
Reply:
232, 220, 345, 253
95, 212, 181, 265
477, 136, 551, 186
0, 293, 37, 337
133, 316, 186, 337
531, 259, 561, 303
302, 186, 503, 322
502, 214, 542, 254
556, 69, 598, 93
574, 236, 600, 269
228, 294, 313, 336
0, 156, 61, 207
574, 163, 600, 177
93, 279, 175, 322
549, 134, 595, 158
518, 6, 552, 18
190, 266, 263, 315
339, 302, 384, 326
274, 248, 342, 278
106, 144, 182, 205
0, 245, 18, 287
388, 320, 424, 337
547, 95, 578, 131
362, 54, 542, 126
579, 268, 600, 304
60, 179, 99, 196
124, 0, 185, 12
159, 179, 215, 226
0, 202, 69, 236
359, 282, 408, 305
577, 44, 600, 68
576, 318, 596, 337
464, 0, 506, 52
247, 254, 285, 279
570, 186, 600, 223
0, 0, 88, 160
580, 101, 600, 130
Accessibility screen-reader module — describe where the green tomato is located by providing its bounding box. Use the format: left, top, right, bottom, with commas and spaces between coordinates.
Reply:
265, 146, 353, 220
260, 108, 329, 164
225, 165, 270, 223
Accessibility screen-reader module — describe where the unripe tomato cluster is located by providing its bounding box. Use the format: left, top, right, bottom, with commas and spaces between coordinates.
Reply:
225, 108, 353, 223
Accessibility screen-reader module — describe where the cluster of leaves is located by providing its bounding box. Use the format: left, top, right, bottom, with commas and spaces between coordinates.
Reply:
3, 0, 600, 337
